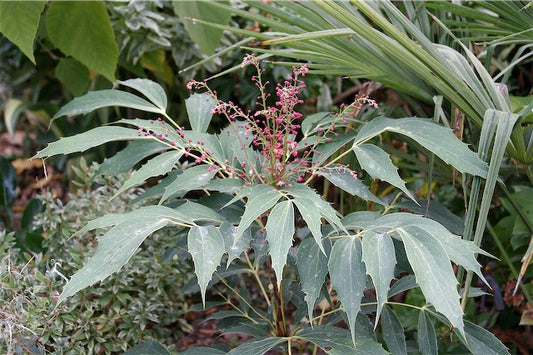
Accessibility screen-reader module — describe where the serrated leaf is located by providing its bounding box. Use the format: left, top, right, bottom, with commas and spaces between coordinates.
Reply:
362, 231, 396, 324
235, 184, 281, 242
329, 237, 366, 345
418, 311, 438, 355
353, 144, 416, 201
312, 132, 357, 166
376, 213, 490, 284
320, 166, 385, 206
160, 165, 216, 203
285, 184, 345, 233
180, 347, 225, 355
118, 78, 167, 112
396, 225, 464, 336
266, 200, 295, 287
0, 1, 46, 64
98, 140, 169, 175
297, 238, 329, 324
58, 217, 169, 304
220, 222, 252, 264
388, 275, 418, 298
113, 151, 182, 198
354, 117, 487, 178
186, 93, 217, 133
301, 112, 333, 137
295, 325, 356, 353
53, 90, 164, 119
227, 337, 285, 355
342, 211, 380, 230
183, 130, 226, 161
293, 198, 324, 253
188, 225, 225, 306
73, 205, 193, 237
46, 1, 118, 82
33, 126, 147, 158
381, 305, 407, 355
458, 320, 510, 355
204, 178, 244, 194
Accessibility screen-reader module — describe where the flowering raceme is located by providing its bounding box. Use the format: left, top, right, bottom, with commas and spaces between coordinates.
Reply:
181, 54, 378, 188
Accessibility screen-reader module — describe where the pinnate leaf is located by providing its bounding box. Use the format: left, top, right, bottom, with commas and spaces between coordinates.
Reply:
118, 78, 167, 112
160, 165, 216, 203
266, 200, 295, 286
293, 198, 324, 253
418, 311, 438, 355
328, 237, 366, 345
186, 93, 217, 133
53, 90, 164, 120
33, 126, 147, 158
297, 238, 329, 323
459, 320, 510, 355
98, 140, 169, 175
220, 222, 252, 264
58, 216, 170, 304
362, 231, 396, 324
321, 166, 385, 205
235, 184, 281, 243
353, 143, 416, 201
381, 305, 407, 355
396, 225, 464, 336
227, 337, 285, 355
188, 225, 225, 306
113, 151, 183, 198
354, 117, 487, 178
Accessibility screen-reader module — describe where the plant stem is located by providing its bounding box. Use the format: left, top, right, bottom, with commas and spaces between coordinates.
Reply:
244, 251, 272, 307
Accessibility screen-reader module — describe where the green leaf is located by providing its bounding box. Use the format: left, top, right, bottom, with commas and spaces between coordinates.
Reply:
118, 78, 168, 112
180, 347, 225, 355
354, 117, 487, 178
321, 166, 385, 206
173, 1, 232, 55
293, 198, 324, 253
113, 151, 183, 198
227, 337, 285, 355
295, 325, 356, 353
98, 140, 169, 175
458, 320, 510, 355
328, 237, 366, 345
46, 1, 118, 82
285, 184, 345, 232
55, 58, 90, 97
353, 144, 416, 201
186, 93, 218, 133
266, 200, 295, 286
381, 305, 407, 355
388, 275, 418, 298
33, 126, 146, 158
297, 238, 329, 323
124, 340, 170, 355
160, 165, 216, 204
220, 222, 252, 264
362, 231, 396, 324
58, 216, 170, 304
73, 206, 193, 237
235, 184, 281, 243
53, 90, 164, 119
396, 225, 464, 336
0, 1, 46, 64
417, 311, 438, 355
188, 225, 225, 306
342, 211, 380, 230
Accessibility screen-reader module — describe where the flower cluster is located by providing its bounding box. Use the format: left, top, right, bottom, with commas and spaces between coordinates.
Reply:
182, 54, 378, 188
